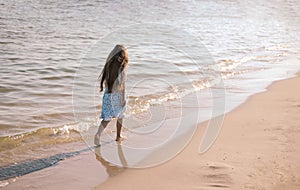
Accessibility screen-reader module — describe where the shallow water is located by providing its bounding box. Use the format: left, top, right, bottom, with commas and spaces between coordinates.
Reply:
0, 0, 299, 185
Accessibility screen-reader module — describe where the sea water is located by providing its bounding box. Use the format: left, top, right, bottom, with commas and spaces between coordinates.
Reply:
0, 0, 299, 181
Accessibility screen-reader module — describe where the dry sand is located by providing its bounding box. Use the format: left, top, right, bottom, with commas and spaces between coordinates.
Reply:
2, 73, 300, 190
93, 73, 300, 190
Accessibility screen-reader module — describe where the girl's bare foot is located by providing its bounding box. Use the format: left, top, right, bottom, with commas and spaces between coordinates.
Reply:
116, 136, 127, 142
94, 134, 100, 146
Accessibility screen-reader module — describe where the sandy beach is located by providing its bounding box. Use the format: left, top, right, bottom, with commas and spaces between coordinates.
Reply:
92, 73, 300, 190
3, 73, 300, 190
1, 1, 299, 189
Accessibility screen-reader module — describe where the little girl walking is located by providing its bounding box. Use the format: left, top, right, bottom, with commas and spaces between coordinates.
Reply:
94, 44, 128, 145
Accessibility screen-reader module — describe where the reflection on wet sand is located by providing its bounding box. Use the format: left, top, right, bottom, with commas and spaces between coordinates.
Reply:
94, 143, 128, 177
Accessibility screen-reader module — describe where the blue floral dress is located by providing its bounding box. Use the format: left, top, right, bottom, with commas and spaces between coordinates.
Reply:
100, 71, 126, 121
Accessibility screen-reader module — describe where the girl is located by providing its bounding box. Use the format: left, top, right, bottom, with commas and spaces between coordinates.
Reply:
94, 44, 128, 145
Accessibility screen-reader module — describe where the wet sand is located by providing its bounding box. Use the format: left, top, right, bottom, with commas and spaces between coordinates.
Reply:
2, 73, 300, 189
93, 73, 300, 189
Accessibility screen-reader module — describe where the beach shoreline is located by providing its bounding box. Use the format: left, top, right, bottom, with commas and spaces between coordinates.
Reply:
1, 0, 299, 189
92, 72, 300, 189
2, 72, 300, 190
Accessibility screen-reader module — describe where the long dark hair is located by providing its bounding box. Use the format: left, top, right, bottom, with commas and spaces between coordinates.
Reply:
99, 45, 128, 93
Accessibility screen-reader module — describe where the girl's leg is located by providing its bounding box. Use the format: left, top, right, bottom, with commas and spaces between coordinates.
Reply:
116, 118, 124, 141
94, 120, 109, 145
